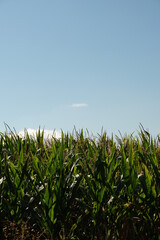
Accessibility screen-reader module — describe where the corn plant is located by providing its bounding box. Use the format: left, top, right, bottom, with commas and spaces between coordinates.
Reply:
0, 125, 160, 239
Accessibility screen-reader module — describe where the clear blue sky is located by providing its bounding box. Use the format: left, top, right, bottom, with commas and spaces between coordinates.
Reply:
0, 0, 160, 136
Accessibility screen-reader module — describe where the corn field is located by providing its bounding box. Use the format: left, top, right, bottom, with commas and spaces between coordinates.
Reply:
0, 125, 160, 239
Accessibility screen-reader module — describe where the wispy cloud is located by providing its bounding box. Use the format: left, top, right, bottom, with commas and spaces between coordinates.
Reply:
18, 128, 61, 139
71, 103, 88, 108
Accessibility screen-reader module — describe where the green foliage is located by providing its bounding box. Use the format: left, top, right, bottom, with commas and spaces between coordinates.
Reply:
0, 126, 160, 239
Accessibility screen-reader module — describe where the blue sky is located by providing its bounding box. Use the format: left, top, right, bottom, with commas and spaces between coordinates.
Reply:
0, 0, 160, 136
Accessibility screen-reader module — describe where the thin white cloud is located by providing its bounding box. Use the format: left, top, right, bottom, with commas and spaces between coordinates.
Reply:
18, 128, 61, 139
71, 103, 88, 108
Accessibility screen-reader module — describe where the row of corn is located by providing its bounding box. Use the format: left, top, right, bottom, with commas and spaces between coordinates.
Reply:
0, 126, 160, 239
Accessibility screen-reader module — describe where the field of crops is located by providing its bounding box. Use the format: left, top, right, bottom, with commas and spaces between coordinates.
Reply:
0, 125, 160, 239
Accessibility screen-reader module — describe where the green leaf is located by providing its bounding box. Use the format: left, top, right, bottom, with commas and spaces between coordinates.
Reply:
17, 143, 23, 170
97, 186, 105, 204
121, 145, 129, 179
129, 138, 133, 168
44, 186, 49, 206
11, 209, 14, 215
143, 164, 152, 194
152, 185, 156, 198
